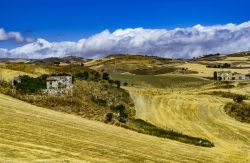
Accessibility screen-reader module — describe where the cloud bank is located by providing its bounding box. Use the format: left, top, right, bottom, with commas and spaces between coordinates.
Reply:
0, 28, 33, 43
1, 21, 250, 59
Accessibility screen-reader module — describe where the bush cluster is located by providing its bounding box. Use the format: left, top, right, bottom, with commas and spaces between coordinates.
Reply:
131, 119, 214, 147
15, 75, 46, 93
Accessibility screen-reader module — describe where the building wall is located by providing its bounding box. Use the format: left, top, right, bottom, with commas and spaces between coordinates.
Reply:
215, 71, 249, 81
45, 76, 73, 95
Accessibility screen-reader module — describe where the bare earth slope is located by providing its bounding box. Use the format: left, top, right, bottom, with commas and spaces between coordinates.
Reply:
1, 92, 249, 162
127, 87, 250, 162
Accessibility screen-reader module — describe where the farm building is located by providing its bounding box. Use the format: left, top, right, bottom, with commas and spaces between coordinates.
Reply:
45, 76, 73, 95
214, 71, 249, 81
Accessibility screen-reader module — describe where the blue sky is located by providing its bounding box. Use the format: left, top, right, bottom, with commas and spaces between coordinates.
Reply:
0, 0, 250, 58
1, 0, 250, 41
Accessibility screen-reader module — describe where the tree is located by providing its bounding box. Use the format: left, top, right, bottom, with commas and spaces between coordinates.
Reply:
118, 111, 128, 123
115, 80, 121, 88
94, 72, 101, 80
102, 72, 110, 80
105, 112, 113, 122
15, 75, 46, 93
54, 61, 60, 66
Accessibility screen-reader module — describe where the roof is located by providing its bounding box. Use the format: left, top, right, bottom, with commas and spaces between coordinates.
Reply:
46, 76, 72, 81
215, 71, 232, 74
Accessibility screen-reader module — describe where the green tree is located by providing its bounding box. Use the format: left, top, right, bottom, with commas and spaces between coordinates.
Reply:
105, 112, 113, 122
102, 72, 110, 80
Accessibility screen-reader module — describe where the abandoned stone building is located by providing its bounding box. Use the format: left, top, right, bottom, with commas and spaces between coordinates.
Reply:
214, 71, 250, 81
45, 76, 73, 95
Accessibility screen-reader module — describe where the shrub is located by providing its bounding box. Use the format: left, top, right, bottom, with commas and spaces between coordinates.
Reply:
131, 119, 214, 147
113, 104, 126, 112
75, 72, 89, 80
94, 72, 101, 80
102, 72, 110, 80
15, 75, 46, 93
225, 102, 250, 123
91, 95, 107, 106
118, 111, 128, 123
115, 80, 121, 88
233, 95, 245, 103
105, 112, 113, 122
123, 82, 128, 86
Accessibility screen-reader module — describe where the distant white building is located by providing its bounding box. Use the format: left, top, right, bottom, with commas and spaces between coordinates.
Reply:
45, 76, 73, 95
214, 71, 250, 81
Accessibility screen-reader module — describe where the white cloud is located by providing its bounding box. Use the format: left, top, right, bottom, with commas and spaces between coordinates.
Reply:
1, 21, 250, 59
0, 28, 33, 43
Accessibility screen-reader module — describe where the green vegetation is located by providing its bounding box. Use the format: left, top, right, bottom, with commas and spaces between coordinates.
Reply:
233, 94, 246, 103
14, 75, 47, 93
104, 112, 113, 122
111, 73, 211, 89
102, 72, 110, 80
111, 104, 129, 123
212, 81, 235, 89
129, 67, 179, 75
228, 51, 250, 57
207, 91, 248, 100
129, 119, 214, 147
225, 102, 250, 123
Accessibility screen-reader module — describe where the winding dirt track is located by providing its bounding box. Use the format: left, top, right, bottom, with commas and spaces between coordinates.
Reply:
127, 87, 250, 162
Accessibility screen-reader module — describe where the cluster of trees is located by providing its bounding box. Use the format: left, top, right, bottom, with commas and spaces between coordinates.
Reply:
112, 104, 128, 123
207, 63, 231, 68
74, 71, 121, 88
105, 104, 129, 123
14, 75, 47, 93
74, 71, 101, 81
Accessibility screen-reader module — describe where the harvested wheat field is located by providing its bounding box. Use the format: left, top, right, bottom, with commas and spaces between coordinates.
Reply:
0, 88, 249, 162
127, 87, 250, 162
177, 63, 250, 77
0, 68, 37, 81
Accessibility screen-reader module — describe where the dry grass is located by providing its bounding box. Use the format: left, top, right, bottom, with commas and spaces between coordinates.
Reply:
111, 73, 211, 89
176, 63, 250, 77
126, 86, 250, 162
0, 90, 250, 162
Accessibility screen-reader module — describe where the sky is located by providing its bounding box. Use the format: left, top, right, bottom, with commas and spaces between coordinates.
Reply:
0, 0, 250, 58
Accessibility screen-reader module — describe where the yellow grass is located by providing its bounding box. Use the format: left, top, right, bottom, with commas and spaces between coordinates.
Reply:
0, 86, 249, 162
177, 63, 250, 77
225, 57, 250, 61
126, 87, 250, 162
0, 68, 37, 81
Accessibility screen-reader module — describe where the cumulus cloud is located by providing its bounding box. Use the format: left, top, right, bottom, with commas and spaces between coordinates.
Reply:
0, 28, 33, 43
1, 21, 250, 59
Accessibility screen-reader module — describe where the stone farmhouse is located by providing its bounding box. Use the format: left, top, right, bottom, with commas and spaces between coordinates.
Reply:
45, 76, 73, 95
214, 71, 250, 81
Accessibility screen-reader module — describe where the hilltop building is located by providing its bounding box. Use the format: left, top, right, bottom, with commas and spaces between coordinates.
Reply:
214, 71, 250, 81
45, 76, 73, 95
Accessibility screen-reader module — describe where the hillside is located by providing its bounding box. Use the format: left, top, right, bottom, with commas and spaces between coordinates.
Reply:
1, 52, 250, 162
84, 54, 185, 75
1, 93, 250, 162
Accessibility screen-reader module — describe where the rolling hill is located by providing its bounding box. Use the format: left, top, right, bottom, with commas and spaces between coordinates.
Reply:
1, 92, 249, 162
